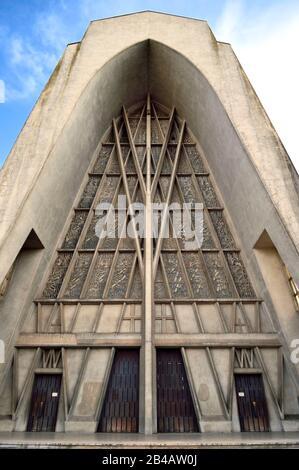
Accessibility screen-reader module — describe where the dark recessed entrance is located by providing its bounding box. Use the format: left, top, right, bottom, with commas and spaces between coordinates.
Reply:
98, 349, 139, 433
27, 373, 61, 432
156, 349, 199, 432
235, 373, 270, 432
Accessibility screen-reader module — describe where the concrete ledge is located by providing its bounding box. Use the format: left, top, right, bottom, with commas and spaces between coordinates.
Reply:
282, 420, 299, 432
16, 333, 280, 348
0, 432, 298, 449
64, 421, 98, 433
200, 421, 232, 433
0, 420, 14, 432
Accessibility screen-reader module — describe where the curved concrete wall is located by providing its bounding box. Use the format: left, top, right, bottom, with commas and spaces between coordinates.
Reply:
1, 11, 298, 265
1, 13, 299, 391
0, 40, 148, 386
149, 40, 299, 279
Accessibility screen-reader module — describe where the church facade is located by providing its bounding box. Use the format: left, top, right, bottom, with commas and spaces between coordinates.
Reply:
0, 12, 299, 444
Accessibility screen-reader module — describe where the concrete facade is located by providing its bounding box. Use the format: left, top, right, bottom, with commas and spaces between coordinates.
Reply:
0, 12, 299, 445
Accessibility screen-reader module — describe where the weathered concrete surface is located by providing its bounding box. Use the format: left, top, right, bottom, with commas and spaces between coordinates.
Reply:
0, 11, 299, 436
1, 11, 298, 275
0, 40, 148, 386
0, 15, 298, 365
0, 431, 298, 448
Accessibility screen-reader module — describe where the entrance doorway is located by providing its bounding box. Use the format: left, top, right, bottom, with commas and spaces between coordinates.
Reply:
156, 349, 199, 432
27, 373, 61, 432
235, 373, 270, 431
98, 349, 139, 432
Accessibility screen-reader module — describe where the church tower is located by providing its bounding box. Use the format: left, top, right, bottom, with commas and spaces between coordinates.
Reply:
0, 12, 299, 444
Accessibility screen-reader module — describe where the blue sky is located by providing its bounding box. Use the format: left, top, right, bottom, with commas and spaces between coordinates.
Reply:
0, 0, 299, 169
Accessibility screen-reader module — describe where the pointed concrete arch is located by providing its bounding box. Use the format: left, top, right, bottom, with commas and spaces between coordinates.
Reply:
1, 16, 299, 435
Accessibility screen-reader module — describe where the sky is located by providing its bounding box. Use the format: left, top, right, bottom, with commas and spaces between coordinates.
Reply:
0, 0, 298, 170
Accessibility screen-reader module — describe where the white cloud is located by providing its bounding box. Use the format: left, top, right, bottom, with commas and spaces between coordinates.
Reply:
4, 35, 58, 101
215, 0, 299, 171
34, 12, 75, 52
215, 0, 244, 39
0, 80, 5, 103
0, 1, 189, 103
2, 1, 93, 102
1, 0, 130, 102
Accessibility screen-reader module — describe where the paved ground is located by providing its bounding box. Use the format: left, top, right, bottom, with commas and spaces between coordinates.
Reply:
0, 432, 298, 448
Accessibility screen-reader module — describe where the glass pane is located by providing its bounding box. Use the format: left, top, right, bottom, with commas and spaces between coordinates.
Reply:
82, 213, 99, 249
210, 210, 235, 249
96, 176, 119, 204
225, 252, 255, 298
151, 120, 161, 143
154, 264, 168, 298
203, 252, 233, 298
185, 145, 205, 173
178, 176, 201, 205
129, 118, 139, 138
43, 253, 72, 298
162, 253, 188, 298
129, 265, 143, 299
107, 253, 134, 298
79, 176, 101, 209
135, 118, 146, 144
64, 253, 93, 298
93, 145, 113, 173
62, 211, 88, 249
86, 253, 114, 298
197, 176, 220, 208
183, 252, 212, 298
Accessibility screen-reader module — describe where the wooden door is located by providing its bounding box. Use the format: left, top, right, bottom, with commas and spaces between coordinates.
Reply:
98, 349, 139, 432
235, 374, 270, 431
156, 349, 199, 432
27, 374, 61, 432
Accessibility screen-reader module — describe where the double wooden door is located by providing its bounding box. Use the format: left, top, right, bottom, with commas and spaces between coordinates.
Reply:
98, 349, 139, 433
156, 349, 199, 432
235, 374, 270, 432
27, 374, 61, 432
